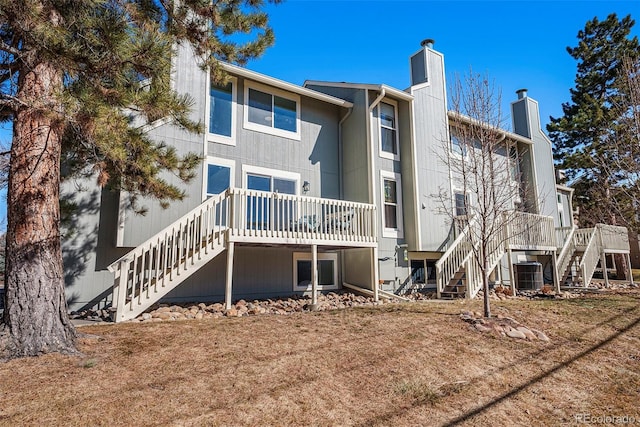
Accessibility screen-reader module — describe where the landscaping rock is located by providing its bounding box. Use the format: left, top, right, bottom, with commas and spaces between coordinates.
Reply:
475, 324, 492, 333
506, 329, 527, 340
516, 326, 537, 340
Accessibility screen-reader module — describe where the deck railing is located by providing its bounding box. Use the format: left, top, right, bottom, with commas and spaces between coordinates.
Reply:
574, 228, 594, 248
556, 226, 574, 249
507, 211, 556, 249
226, 188, 377, 245
597, 224, 629, 252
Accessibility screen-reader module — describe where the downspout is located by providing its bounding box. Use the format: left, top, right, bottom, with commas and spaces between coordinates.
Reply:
338, 107, 353, 200
367, 88, 385, 300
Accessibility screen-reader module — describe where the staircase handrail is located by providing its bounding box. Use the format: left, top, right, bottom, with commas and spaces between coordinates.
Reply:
556, 225, 577, 279
108, 190, 229, 271
435, 216, 477, 297
579, 227, 600, 287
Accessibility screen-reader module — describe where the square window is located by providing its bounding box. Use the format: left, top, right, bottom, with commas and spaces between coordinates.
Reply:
244, 83, 300, 139
293, 252, 339, 291
296, 260, 334, 287
451, 133, 466, 155
274, 95, 297, 132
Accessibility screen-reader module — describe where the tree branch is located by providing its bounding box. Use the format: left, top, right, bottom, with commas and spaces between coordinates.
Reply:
0, 93, 28, 109
0, 40, 21, 56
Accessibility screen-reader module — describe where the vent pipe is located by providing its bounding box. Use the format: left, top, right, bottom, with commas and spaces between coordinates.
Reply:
420, 38, 435, 49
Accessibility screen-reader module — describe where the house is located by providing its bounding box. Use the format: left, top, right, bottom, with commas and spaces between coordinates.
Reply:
61, 40, 632, 322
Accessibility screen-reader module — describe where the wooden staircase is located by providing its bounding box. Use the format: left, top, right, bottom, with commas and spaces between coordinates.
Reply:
108, 191, 231, 322
435, 211, 557, 299
107, 189, 379, 322
435, 216, 506, 299
440, 268, 467, 299
556, 224, 631, 288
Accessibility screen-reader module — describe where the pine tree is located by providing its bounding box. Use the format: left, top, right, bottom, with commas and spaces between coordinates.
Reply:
548, 13, 639, 278
549, 13, 639, 212
0, 0, 279, 358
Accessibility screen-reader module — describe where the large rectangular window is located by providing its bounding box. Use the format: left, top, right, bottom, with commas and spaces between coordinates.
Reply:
379, 101, 399, 158
293, 252, 339, 291
244, 82, 300, 140
208, 77, 236, 145
380, 170, 403, 238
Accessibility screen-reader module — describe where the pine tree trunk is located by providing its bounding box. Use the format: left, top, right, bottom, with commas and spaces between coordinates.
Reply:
1, 59, 77, 358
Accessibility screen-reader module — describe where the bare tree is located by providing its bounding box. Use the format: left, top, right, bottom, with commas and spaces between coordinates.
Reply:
436, 71, 527, 318
586, 57, 640, 278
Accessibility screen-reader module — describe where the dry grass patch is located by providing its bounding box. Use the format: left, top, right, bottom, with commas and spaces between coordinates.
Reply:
0, 290, 639, 426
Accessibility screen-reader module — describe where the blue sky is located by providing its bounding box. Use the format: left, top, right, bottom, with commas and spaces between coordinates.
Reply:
0, 0, 638, 230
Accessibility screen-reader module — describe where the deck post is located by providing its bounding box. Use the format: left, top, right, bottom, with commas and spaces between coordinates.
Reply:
507, 247, 516, 295
551, 250, 560, 293
311, 244, 318, 306
627, 253, 634, 286
114, 260, 129, 322
225, 241, 235, 310
372, 246, 379, 301
601, 251, 609, 287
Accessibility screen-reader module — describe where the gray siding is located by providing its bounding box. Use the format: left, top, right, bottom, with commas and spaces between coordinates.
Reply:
340, 89, 370, 203
163, 246, 343, 303
409, 48, 453, 252
122, 62, 344, 248
61, 179, 129, 311
511, 97, 559, 222
121, 43, 208, 247
207, 77, 342, 200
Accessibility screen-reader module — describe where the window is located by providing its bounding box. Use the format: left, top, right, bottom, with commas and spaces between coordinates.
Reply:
208, 77, 236, 145
450, 132, 466, 155
244, 82, 300, 140
384, 179, 398, 228
509, 146, 520, 180
379, 101, 399, 159
203, 157, 235, 200
454, 192, 469, 217
203, 157, 235, 225
293, 252, 339, 291
380, 171, 403, 238
243, 165, 300, 230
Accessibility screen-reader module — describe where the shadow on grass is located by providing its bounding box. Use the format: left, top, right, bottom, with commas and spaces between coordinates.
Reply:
440, 313, 640, 427
356, 298, 640, 427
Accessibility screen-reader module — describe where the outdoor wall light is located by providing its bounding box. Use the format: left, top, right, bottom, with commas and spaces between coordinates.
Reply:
303, 181, 310, 193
